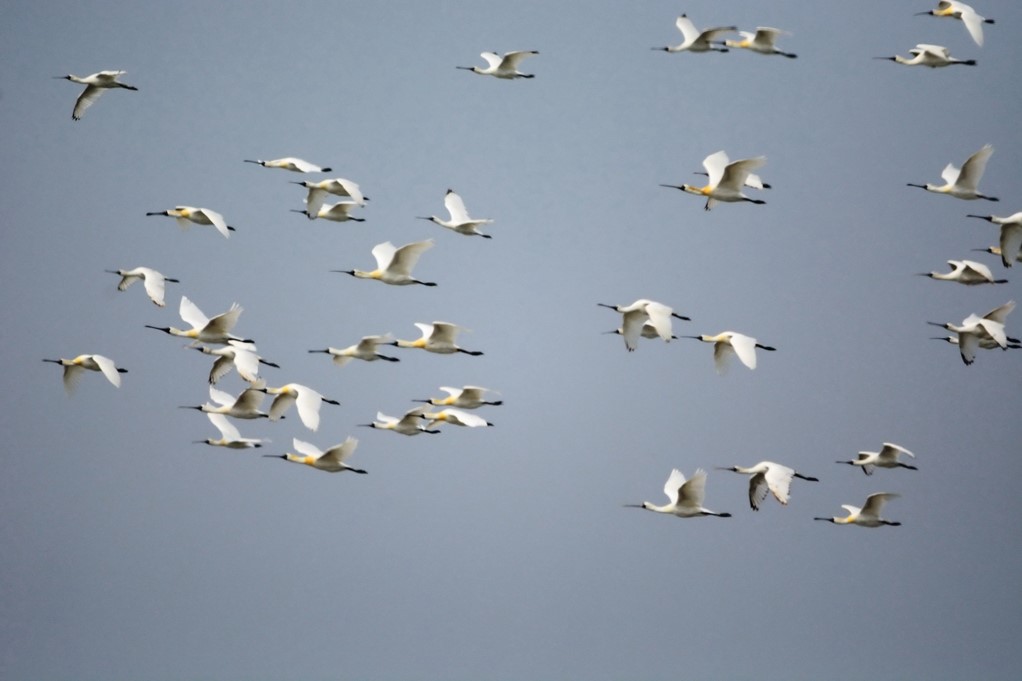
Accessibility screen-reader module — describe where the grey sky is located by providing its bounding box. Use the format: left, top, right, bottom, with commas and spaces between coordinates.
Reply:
2, 1, 1021, 679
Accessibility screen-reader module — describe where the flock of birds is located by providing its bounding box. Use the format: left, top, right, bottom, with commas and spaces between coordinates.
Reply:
47, 1, 1017, 523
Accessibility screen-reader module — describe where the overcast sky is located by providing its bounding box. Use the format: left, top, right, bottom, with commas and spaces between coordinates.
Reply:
2, 1, 1021, 679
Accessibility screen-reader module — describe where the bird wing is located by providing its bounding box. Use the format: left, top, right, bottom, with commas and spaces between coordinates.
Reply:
860, 493, 898, 518
480, 52, 504, 68
306, 187, 327, 216
375, 412, 398, 426
962, 260, 994, 281
413, 322, 435, 341
269, 391, 297, 421
957, 329, 978, 365
719, 157, 767, 191
744, 173, 768, 190
233, 388, 266, 413
748, 472, 770, 510
956, 144, 993, 192
763, 464, 794, 505
438, 386, 462, 399
443, 190, 470, 224
230, 347, 260, 382
208, 355, 235, 384
500, 51, 537, 70
179, 296, 210, 330
674, 15, 699, 43
753, 27, 783, 48
208, 385, 235, 407
976, 319, 1007, 348
388, 240, 433, 276
288, 158, 318, 173
294, 385, 324, 431
197, 208, 230, 239
208, 413, 240, 441
427, 321, 461, 345
116, 271, 139, 292
139, 268, 167, 306
701, 150, 730, 188
643, 302, 674, 342
914, 44, 950, 59
728, 333, 758, 369
205, 303, 243, 336
959, 7, 985, 46
72, 85, 105, 120
981, 300, 1015, 324
371, 241, 397, 270
699, 26, 737, 44
620, 308, 648, 351
880, 443, 914, 460
678, 469, 708, 508
713, 341, 736, 375
90, 355, 122, 387
1000, 225, 1022, 268
663, 468, 686, 506
292, 438, 323, 458
333, 178, 365, 205
442, 408, 488, 427
940, 163, 961, 186
321, 437, 357, 465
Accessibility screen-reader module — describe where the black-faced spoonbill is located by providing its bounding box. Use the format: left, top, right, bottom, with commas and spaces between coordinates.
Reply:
625, 469, 732, 518
56, 70, 137, 120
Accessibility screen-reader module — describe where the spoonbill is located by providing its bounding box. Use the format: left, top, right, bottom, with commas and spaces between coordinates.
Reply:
932, 335, 1021, 350
413, 386, 502, 409
43, 354, 126, 393
422, 408, 493, 429
258, 383, 340, 431
875, 43, 975, 67
56, 70, 137, 120
334, 239, 437, 286
292, 178, 368, 216
968, 212, 1022, 267
191, 340, 279, 384
291, 201, 364, 222
309, 335, 399, 366
918, 259, 1007, 285
597, 299, 690, 351
181, 386, 272, 420
927, 300, 1015, 364
361, 407, 440, 435
625, 469, 732, 518
653, 15, 735, 53
837, 443, 916, 475
725, 27, 797, 58
814, 493, 901, 527
146, 206, 235, 238
244, 157, 331, 173
718, 462, 819, 510
662, 150, 767, 210
916, 1, 994, 47
418, 189, 493, 238
907, 144, 998, 201
390, 322, 483, 355
604, 323, 678, 343
682, 331, 776, 373
106, 267, 178, 307
145, 296, 251, 345
265, 437, 366, 474
195, 413, 265, 449
457, 51, 538, 78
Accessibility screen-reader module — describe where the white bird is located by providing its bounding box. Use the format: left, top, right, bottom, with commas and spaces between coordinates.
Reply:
244, 157, 331, 173
423, 408, 493, 429
916, 1, 995, 47
43, 354, 126, 393
308, 335, 400, 367
683, 331, 776, 373
927, 300, 1015, 364
625, 468, 732, 518
907, 144, 998, 201
932, 335, 1021, 351
195, 413, 266, 449
56, 70, 137, 120
725, 27, 797, 58
361, 407, 440, 435
334, 239, 437, 287
258, 383, 340, 432
146, 206, 235, 238
457, 50, 539, 78
597, 299, 690, 351
718, 462, 819, 510
968, 212, 1022, 267
917, 259, 1007, 285
815, 493, 901, 527
181, 386, 271, 420
418, 189, 493, 238
653, 14, 735, 53
604, 323, 679, 343
662, 151, 768, 210
292, 178, 368, 216
265, 437, 366, 474
876, 43, 975, 67
413, 386, 502, 409
837, 443, 917, 475
291, 201, 365, 222
146, 296, 251, 345
390, 322, 483, 356
105, 266, 179, 307
191, 340, 279, 384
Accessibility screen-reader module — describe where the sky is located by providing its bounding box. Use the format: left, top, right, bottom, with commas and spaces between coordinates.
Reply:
2, 1, 1021, 679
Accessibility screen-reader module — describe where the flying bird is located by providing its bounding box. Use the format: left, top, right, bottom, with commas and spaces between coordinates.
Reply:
309, 335, 400, 367
418, 189, 493, 238
597, 299, 690, 351
718, 462, 819, 510
422, 408, 493, 429
916, 1, 994, 47
146, 206, 235, 239
292, 201, 364, 222
180, 386, 271, 420
625, 468, 732, 518
265, 437, 366, 474
259, 383, 340, 432
917, 259, 1007, 285
292, 178, 368, 216
413, 386, 502, 409
725, 27, 797, 58
244, 157, 331, 173
43, 354, 126, 393
875, 43, 975, 67
334, 240, 437, 286
360, 407, 440, 435
191, 340, 279, 384
195, 413, 266, 449
836, 443, 917, 475
682, 331, 776, 373
653, 14, 735, 53
106, 267, 179, 307
56, 70, 137, 120
967, 212, 1022, 267
907, 144, 998, 201
457, 51, 539, 78
814, 493, 901, 527
927, 300, 1015, 364
389, 322, 483, 355
662, 150, 767, 210
145, 296, 250, 345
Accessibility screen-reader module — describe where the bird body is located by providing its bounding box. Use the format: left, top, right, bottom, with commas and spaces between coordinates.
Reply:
597, 299, 689, 351
815, 493, 901, 527
146, 206, 234, 238
106, 267, 178, 307
335, 240, 437, 286
457, 51, 538, 78
919, 259, 1007, 285
837, 443, 917, 475
192, 340, 278, 384
418, 189, 493, 238
362, 407, 439, 435
244, 157, 331, 173
968, 212, 1022, 267
423, 408, 493, 429
391, 322, 482, 355
655, 15, 735, 53
917, 1, 994, 47
57, 70, 137, 120
196, 413, 265, 449
259, 383, 340, 431
877, 43, 975, 67
662, 151, 767, 210
626, 468, 731, 518
684, 331, 776, 373
414, 386, 502, 409
309, 335, 399, 367
43, 354, 126, 393
146, 296, 249, 345
907, 144, 998, 201
292, 201, 364, 222
266, 437, 366, 474
725, 27, 797, 58
719, 461, 818, 510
